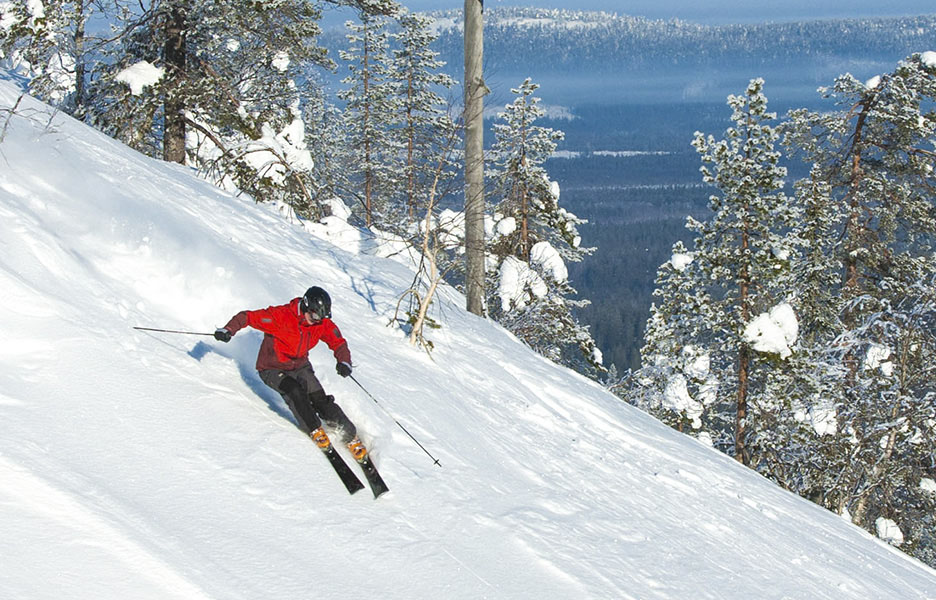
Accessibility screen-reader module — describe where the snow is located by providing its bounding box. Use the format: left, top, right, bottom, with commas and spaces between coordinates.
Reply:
25, 0, 43, 19
542, 104, 576, 121
743, 303, 798, 359
550, 150, 671, 159
271, 51, 290, 72
530, 240, 568, 282
0, 7, 14, 33
494, 215, 517, 238
239, 104, 314, 186
876, 518, 905, 546
865, 344, 895, 377
550, 178, 561, 201
0, 0, 43, 29
116, 61, 165, 96
921, 51, 936, 68
670, 252, 694, 271
497, 15, 606, 31
425, 15, 459, 37
797, 403, 839, 437
498, 255, 548, 310
3, 77, 936, 599
922, 478, 936, 493
663, 374, 703, 429
771, 243, 791, 261
865, 75, 882, 89
683, 347, 711, 382
593, 150, 672, 157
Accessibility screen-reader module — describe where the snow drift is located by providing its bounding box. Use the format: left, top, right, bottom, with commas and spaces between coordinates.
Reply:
2, 77, 936, 599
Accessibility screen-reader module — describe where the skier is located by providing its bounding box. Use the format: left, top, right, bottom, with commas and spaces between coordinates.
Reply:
213, 286, 367, 461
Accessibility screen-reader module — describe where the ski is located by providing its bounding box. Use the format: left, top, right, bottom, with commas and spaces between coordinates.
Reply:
311, 428, 364, 495
347, 439, 389, 499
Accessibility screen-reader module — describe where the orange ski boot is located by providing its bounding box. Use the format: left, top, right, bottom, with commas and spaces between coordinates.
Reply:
347, 437, 368, 462
310, 427, 332, 450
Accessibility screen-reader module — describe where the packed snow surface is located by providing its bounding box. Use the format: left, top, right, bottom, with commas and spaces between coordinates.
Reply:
2, 77, 936, 599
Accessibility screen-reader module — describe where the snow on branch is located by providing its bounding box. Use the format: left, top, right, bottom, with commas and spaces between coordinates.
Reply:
743, 303, 798, 359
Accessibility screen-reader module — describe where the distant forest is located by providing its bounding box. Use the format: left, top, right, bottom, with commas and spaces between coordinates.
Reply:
424, 8, 936, 73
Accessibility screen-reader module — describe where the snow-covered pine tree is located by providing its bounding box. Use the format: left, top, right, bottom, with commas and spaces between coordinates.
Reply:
635, 79, 800, 464
85, 0, 330, 208
390, 11, 457, 224
748, 166, 848, 497
486, 78, 604, 376
0, 0, 127, 117
634, 242, 720, 437
338, 12, 400, 228
784, 53, 936, 560
302, 82, 351, 219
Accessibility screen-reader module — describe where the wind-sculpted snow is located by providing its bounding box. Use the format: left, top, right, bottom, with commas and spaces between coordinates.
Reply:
1, 77, 935, 599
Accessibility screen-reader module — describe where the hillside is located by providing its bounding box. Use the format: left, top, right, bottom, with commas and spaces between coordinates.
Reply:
2, 77, 936, 599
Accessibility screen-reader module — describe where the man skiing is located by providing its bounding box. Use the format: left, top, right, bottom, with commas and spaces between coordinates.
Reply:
213, 286, 367, 461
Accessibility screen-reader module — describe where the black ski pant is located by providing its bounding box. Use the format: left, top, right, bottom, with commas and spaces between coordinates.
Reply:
259, 364, 356, 443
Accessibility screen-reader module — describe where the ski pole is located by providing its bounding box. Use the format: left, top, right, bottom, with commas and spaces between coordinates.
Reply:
349, 374, 442, 468
133, 326, 215, 336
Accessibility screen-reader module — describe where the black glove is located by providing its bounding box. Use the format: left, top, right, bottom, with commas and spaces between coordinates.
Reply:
336, 361, 352, 378
214, 328, 232, 343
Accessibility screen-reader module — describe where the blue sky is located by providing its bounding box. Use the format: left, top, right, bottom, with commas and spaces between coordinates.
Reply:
385, 0, 935, 24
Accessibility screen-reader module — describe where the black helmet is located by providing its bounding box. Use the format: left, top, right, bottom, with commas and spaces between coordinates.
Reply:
300, 286, 332, 321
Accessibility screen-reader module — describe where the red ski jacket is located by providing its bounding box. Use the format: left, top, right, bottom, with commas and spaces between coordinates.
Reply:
223, 298, 352, 372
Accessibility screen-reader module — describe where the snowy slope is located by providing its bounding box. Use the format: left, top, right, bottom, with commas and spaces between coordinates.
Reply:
1, 78, 935, 600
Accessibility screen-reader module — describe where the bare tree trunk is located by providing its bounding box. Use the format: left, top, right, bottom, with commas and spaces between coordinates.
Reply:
363, 20, 373, 227
464, 0, 486, 316
406, 68, 416, 220
735, 224, 751, 465
72, 0, 87, 118
163, 1, 188, 164
735, 346, 750, 464
519, 151, 529, 260
841, 97, 872, 317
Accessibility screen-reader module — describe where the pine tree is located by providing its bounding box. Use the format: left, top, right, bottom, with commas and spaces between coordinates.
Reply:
0, 0, 126, 117
749, 166, 848, 497
784, 53, 936, 558
86, 1, 328, 196
390, 11, 457, 223
636, 79, 800, 462
338, 12, 400, 228
75, 0, 398, 210
302, 82, 351, 219
487, 78, 604, 376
